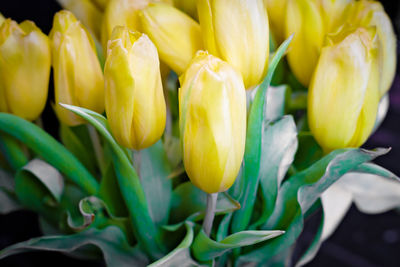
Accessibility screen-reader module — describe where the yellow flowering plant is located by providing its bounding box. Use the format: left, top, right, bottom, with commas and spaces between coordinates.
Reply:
0, 0, 398, 266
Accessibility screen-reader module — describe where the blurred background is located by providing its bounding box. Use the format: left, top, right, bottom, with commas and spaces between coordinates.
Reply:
0, 0, 399, 266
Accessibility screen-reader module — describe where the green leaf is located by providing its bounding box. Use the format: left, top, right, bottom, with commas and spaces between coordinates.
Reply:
60, 124, 98, 176
252, 116, 297, 228
149, 222, 199, 267
60, 104, 165, 259
15, 159, 64, 220
192, 229, 283, 262
232, 35, 293, 233
0, 188, 21, 214
170, 182, 240, 223
98, 161, 129, 217
293, 132, 323, 171
236, 148, 389, 265
337, 170, 400, 214
297, 163, 400, 267
0, 133, 28, 170
295, 200, 324, 267
0, 226, 149, 267
17, 159, 64, 202
67, 196, 132, 241
0, 113, 99, 194
265, 85, 289, 121
140, 141, 172, 226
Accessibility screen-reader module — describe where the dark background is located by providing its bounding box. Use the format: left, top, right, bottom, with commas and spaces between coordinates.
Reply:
0, 0, 399, 266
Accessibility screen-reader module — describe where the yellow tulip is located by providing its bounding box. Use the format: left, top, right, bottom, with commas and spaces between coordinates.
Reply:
173, 0, 198, 20
101, 0, 149, 50
265, 0, 287, 44
179, 51, 246, 193
50, 10, 104, 126
139, 2, 203, 75
100, 0, 173, 51
0, 13, 5, 25
285, 0, 324, 87
92, 0, 109, 10
197, 0, 269, 89
320, 0, 352, 33
57, 0, 103, 40
308, 27, 380, 152
0, 19, 50, 121
104, 26, 166, 149
346, 0, 396, 96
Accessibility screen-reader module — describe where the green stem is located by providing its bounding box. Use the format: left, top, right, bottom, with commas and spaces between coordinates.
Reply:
0, 113, 99, 195
132, 149, 141, 178
87, 125, 106, 175
203, 193, 218, 236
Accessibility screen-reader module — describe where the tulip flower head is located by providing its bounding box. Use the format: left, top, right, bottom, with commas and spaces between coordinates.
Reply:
173, 0, 198, 20
345, 0, 396, 96
197, 0, 269, 89
50, 10, 104, 126
57, 0, 103, 40
179, 51, 247, 194
104, 26, 166, 150
139, 2, 203, 75
101, 0, 149, 49
265, 0, 287, 44
285, 0, 325, 87
308, 27, 380, 152
0, 19, 51, 121
0, 13, 5, 26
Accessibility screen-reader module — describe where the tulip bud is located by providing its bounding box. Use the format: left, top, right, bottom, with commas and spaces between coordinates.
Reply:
50, 10, 104, 126
346, 0, 396, 96
0, 19, 51, 121
173, 0, 198, 20
139, 2, 203, 75
104, 26, 166, 149
57, 0, 103, 40
320, 0, 352, 33
308, 27, 380, 152
285, 0, 324, 87
0, 13, 5, 26
179, 51, 246, 193
197, 0, 269, 89
93, 0, 109, 10
101, 0, 149, 50
265, 0, 287, 44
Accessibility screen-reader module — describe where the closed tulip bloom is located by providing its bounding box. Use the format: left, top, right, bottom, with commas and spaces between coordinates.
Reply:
0, 13, 5, 25
285, 0, 324, 87
173, 0, 198, 20
179, 51, 246, 193
0, 19, 50, 121
101, 0, 149, 49
92, 0, 109, 10
346, 0, 396, 96
308, 27, 380, 152
104, 26, 166, 149
139, 2, 203, 75
57, 0, 103, 40
50, 10, 104, 126
265, 0, 287, 44
198, 0, 269, 89
320, 0, 352, 33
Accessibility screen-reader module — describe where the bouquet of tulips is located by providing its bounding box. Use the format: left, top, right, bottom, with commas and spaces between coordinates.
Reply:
0, 0, 399, 266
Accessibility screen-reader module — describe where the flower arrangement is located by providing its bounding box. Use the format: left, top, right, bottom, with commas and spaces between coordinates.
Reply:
0, 0, 398, 266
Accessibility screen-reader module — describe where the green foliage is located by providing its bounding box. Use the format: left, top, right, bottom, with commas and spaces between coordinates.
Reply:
0, 32, 398, 267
